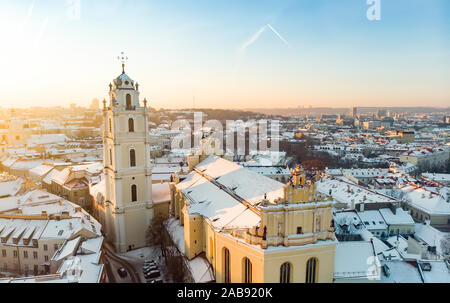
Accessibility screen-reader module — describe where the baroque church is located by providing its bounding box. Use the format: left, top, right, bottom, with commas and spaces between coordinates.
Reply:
172, 154, 337, 283
102, 61, 154, 253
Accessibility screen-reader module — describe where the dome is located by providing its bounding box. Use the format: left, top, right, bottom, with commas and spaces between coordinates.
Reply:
113, 73, 135, 90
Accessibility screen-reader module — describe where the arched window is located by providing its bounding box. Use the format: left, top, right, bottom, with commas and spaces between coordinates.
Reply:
130, 149, 136, 167
280, 262, 291, 283
223, 247, 231, 283
126, 94, 132, 110
131, 184, 137, 202
243, 258, 252, 283
128, 118, 134, 132
306, 257, 318, 283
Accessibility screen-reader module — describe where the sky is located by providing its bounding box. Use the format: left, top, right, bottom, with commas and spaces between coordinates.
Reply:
0, 0, 449, 109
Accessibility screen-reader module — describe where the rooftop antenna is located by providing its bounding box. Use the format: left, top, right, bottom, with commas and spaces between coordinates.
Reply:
117, 51, 128, 74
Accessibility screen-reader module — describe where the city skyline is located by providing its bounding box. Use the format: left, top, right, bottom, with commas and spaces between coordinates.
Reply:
1, 0, 449, 110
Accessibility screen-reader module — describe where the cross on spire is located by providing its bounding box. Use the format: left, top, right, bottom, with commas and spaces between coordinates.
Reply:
117, 51, 128, 74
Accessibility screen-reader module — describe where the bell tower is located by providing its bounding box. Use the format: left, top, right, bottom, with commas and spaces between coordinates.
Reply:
103, 53, 153, 253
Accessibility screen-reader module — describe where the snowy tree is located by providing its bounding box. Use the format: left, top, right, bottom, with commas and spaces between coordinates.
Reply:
440, 235, 450, 257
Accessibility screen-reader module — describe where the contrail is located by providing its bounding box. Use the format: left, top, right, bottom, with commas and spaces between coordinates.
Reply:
238, 23, 289, 53
34, 16, 48, 47
27, 0, 35, 19
239, 25, 267, 53
266, 24, 289, 46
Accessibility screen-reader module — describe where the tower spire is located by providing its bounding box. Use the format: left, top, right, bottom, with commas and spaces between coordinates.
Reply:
117, 51, 128, 74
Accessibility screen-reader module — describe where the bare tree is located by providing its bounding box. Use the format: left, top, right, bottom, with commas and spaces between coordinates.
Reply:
164, 245, 191, 283
145, 214, 166, 256
440, 235, 450, 257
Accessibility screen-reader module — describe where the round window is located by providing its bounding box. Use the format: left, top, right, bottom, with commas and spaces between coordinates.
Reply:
125, 81, 129, 85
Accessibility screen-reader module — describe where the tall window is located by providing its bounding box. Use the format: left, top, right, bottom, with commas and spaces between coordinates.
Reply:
243, 257, 252, 283
128, 118, 134, 132
280, 262, 291, 283
306, 258, 318, 283
109, 148, 113, 166
126, 94, 132, 109
109, 118, 112, 133
223, 247, 231, 283
130, 149, 136, 167
131, 184, 137, 202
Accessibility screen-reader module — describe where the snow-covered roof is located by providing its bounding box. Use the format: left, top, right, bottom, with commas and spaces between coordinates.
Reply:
422, 173, 450, 184
29, 164, 55, 178
379, 208, 414, 226
333, 210, 365, 235
358, 210, 388, 231
52, 236, 81, 261
380, 260, 423, 283
401, 185, 450, 215
187, 254, 215, 283
152, 183, 171, 204
0, 189, 102, 247
43, 169, 60, 185
334, 241, 378, 280
317, 177, 397, 207
178, 171, 261, 230
10, 159, 44, 171
194, 155, 285, 206
418, 260, 450, 283
0, 178, 22, 198
414, 223, 449, 256
27, 134, 69, 146
359, 229, 390, 255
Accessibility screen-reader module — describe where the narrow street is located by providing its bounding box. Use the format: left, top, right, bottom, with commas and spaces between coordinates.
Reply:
103, 241, 142, 283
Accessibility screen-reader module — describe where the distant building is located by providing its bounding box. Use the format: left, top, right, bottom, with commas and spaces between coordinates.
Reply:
400, 185, 450, 226
349, 107, 357, 119
90, 98, 99, 110
377, 109, 387, 119
400, 147, 449, 168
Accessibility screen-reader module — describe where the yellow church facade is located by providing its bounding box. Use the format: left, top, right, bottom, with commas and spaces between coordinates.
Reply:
171, 155, 337, 283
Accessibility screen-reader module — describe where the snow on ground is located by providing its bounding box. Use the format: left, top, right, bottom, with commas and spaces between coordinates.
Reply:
165, 217, 186, 254
187, 255, 215, 283
120, 245, 166, 283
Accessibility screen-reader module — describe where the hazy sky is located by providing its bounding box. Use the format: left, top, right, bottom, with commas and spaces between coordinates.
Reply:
1, 0, 449, 109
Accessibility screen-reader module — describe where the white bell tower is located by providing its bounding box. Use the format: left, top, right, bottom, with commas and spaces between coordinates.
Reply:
103, 53, 153, 253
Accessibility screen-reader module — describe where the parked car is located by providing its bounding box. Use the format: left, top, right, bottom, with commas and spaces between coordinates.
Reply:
117, 267, 128, 278
144, 260, 156, 266
144, 270, 161, 279
150, 278, 163, 283
143, 264, 158, 271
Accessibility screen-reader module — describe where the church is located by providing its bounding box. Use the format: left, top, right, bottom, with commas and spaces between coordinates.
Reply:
101, 60, 154, 253
171, 153, 338, 283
